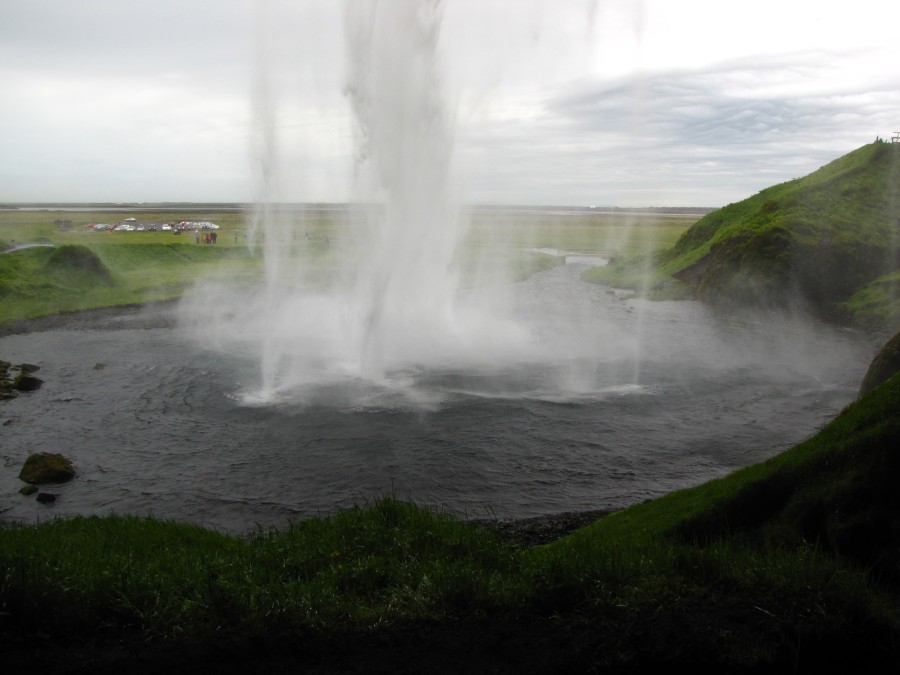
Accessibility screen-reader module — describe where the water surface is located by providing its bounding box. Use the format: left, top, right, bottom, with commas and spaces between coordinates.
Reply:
0, 265, 874, 533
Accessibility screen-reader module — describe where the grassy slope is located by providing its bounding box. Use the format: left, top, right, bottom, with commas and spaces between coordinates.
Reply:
2, 375, 899, 669
0, 242, 258, 322
0, 209, 258, 321
680, 142, 900, 315
587, 142, 900, 321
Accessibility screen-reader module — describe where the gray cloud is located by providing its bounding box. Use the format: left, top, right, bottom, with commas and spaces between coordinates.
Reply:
479, 51, 900, 206
1, 2, 898, 206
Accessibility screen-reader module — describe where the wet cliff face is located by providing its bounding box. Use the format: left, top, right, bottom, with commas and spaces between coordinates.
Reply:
692, 227, 892, 319
694, 226, 796, 309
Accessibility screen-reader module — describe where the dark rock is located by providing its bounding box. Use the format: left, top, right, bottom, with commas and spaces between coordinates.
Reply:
2, 361, 43, 396
35, 492, 57, 504
13, 374, 43, 391
859, 331, 900, 396
19, 453, 75, 484
19, 484, 38, 496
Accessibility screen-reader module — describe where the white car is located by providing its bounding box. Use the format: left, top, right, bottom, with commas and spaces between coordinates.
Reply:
162, 224, 172, 231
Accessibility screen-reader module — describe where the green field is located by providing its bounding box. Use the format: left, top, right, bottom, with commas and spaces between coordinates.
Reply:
0, 206, 699, 324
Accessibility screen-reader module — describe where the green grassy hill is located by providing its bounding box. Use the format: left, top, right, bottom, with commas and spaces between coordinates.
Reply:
0, 242, 258, 323
590, 141, 900, 327
668, 141, 900, 322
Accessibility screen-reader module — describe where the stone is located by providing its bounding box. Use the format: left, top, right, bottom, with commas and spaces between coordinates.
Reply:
2, 361, 42, 397
859, 331, 900, 396
19, 484, 38, 496
19, 453, 75, 485
35, 492, 57, 504
13, 374, 43, 392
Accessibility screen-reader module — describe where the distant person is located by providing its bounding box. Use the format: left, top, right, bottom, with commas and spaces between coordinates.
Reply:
211, 231, 217, 244
195, 233, 200, 244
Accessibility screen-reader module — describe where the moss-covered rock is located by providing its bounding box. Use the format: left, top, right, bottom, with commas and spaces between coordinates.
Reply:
1, 361, 42, 397
859, 331, 900, 395
19, 453, 75, 485
43, 244, 113, 285
13, 373, 42, 391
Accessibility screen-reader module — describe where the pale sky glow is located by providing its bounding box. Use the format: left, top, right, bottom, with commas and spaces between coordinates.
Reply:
1, 0, 897, 207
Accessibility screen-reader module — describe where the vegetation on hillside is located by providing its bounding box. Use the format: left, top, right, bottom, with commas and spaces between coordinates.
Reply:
0, 242, 257, 323
586, 142, 900, 328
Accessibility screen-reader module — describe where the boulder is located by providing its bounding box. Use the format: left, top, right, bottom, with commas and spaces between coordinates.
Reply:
2, 361, 41, 397
13, 374, 43, 391
35, 492, 58, 504
19, 453, 75, 485
859, 331, 900, 396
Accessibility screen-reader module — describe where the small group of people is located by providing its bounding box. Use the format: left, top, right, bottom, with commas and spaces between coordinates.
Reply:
195, 231, 218, 244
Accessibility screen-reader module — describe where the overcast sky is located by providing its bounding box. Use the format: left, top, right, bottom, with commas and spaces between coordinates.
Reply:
1, 0, 898, 207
